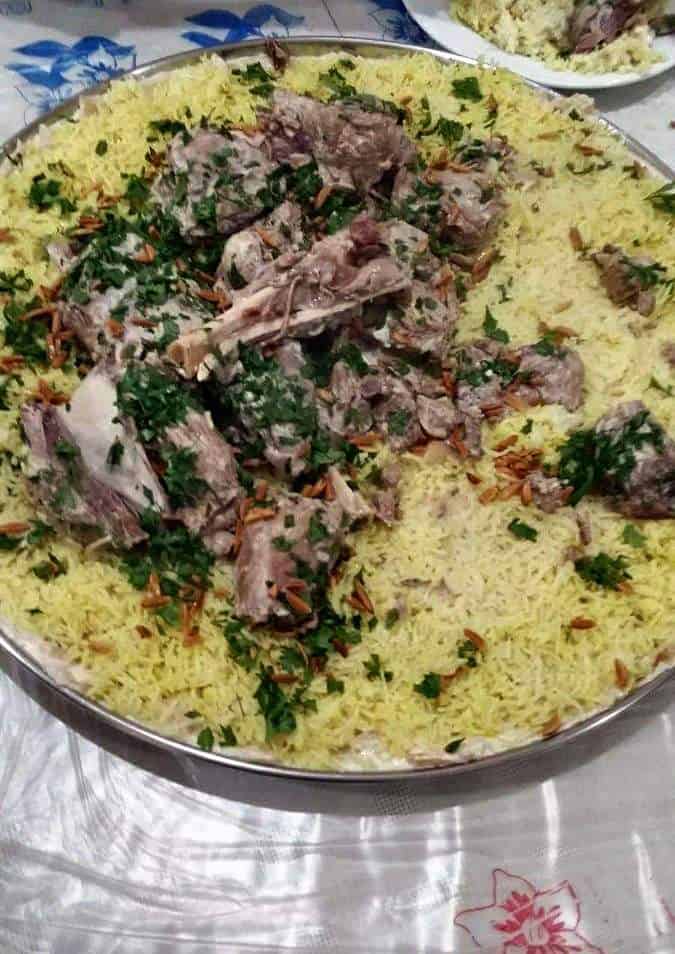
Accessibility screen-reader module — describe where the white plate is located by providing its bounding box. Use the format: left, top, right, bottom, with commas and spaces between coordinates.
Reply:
404, 0, 675, 89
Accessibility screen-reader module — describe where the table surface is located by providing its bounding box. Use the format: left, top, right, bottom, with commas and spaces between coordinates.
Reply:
1, 3, 674, 953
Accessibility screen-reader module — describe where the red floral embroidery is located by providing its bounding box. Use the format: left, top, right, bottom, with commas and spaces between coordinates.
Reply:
455, 869, 604, 954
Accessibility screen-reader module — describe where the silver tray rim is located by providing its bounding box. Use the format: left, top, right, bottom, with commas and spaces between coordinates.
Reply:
0, 35, 673, 795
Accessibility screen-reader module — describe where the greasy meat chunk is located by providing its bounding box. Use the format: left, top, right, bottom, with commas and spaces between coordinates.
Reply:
169, 219, 410, 377
215, 201, 304, 294
153, 127, 278, 241
591, 244, 660, 316
454, 338, 585, 455
165, 409, 240, 555
260, 89, 416, 192
516, 344, 585, 412
392, 166, 505, 252
20, 364, 167, 545
235, 486, 368, 625
594, 401, 675, 518
58, 229, 209, 361
568, 0, 645, 53
529, 473, 572, 514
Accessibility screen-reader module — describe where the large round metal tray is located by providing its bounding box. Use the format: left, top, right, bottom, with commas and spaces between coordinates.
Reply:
1, 37, 673, 814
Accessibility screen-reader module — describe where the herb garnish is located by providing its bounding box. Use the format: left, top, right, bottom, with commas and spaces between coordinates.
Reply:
452, 77, 483, 101
558, 409, 665, 505
622, 524, 646, 549
646, 181, 675, 216
320, 65, 357, 99
574, 552, 631, 590
387, 408, 411, 436
507, 518, 538, 542
233, 61, 275, 96
414, 672, 441, 699
28, 175, 76, 214
160, 445, 207, 507
364, 653, 393, 682
32, 553, 67, 581
117, 365, 197, 443
445, 738, 464, 754
483, 306, 510, 344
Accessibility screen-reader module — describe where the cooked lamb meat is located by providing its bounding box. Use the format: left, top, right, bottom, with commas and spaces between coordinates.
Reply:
235, 486, 367, 625
320, 358, 375, 439
416, 395, 458, 439
372, 377, 423, 451
259, 89, 416, 192
456, 338, 584, 417
392, 166, 505, 252
21, 364, 167, 545
58, 228, 210, 361
593, 401, 675, 518
516, 343, 585, 412
327, 466, 372, 521
165, 409, 240, 555
568, 0, 645, 54
529, 472, 572, 514
453, 137, 513, 174
591, 244, 660, 316
219, 345, 320, 479
215, 200, 304, 294
168, 221, 410, 378
153, 127, 279, 241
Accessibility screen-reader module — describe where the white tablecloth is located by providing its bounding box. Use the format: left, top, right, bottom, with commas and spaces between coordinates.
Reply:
1, 4, 674, 953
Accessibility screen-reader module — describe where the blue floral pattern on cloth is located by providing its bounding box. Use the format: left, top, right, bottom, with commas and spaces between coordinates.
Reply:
6, 35, 137, 119
182, 6, 305, 49
368, 0, 428, 44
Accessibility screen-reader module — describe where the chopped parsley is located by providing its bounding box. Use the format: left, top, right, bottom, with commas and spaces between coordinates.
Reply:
27, 175, 76, 214
219, 724, 238, 746
532, 333, 563, 358
444, 738, 464, 754
120, 510, 214, 602
483, 307, 510, 344
254, 667, 299, 738
363, 653, 393, 682
414, 672, 441, 699
106, 439, 125, 469
0, 269, 33, 295
160, 445, 207, 508
116, 365, 197, 443
646, 181, 675, 217
233, 61, 275, 96
558, 409, 665, 505
123, 174, 151, 213
521, 419, 534, 435
387, 408, 411, 437
507, 518, 538, 542
622, 523, 646, 549
574, 552, 631, 590
452, 77, 483, 102
326, 675, 344, 695
3, 299, 48, 363
307, 513, 329, 544
320, 65, 357, 99
224, 619, 260, 672
32, 553, 67, 582
95, 139, 108, 156
384, 608, 400, 629
197, 727, 214, 751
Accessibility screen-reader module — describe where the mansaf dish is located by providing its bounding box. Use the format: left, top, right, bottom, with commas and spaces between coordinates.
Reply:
453, 0, 671, 75
0, 46, 674, 769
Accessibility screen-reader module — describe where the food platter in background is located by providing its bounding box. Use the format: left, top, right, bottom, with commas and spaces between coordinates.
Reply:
404, 0, 675, 89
